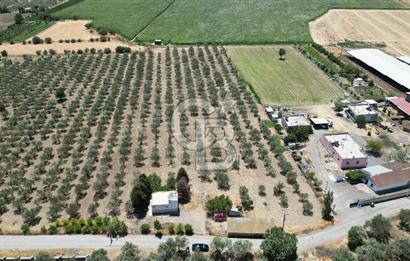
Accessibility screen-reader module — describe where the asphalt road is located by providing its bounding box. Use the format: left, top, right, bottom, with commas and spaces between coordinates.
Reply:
0, 197, 409, 254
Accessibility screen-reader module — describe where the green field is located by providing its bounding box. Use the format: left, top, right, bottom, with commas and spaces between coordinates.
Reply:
54, 0, 173, 39
53, 0, 402, 43
227, 46, 344, 106
0, 21, 53, 42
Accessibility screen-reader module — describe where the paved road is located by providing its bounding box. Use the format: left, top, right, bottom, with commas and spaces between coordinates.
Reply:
1, 197, 409, 254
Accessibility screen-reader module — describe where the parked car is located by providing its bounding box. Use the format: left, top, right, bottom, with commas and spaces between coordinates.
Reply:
192, 243, 209, 252
213, 212, 226, 222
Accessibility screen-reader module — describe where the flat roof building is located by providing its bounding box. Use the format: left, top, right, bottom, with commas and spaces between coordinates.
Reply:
320, 133, 367, 169
347, 103, 378, 123
150, 191, 179, 216
310, 117, 332, 129
362, 163, 410, 194
281, 115, 311, 131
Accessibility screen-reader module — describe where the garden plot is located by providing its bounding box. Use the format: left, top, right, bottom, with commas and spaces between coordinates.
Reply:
0, 47, 322, 234
309, 9, 410, 56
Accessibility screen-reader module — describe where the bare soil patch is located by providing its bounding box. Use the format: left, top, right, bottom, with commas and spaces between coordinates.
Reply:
0, 20, 144, 56
34, 20, 100, 41
309, 9, 410, 56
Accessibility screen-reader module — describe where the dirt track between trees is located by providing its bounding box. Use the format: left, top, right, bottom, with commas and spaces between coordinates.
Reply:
309, 9, 410, 56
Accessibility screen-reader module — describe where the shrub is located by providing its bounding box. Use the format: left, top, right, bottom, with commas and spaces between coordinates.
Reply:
273, 182, 284, 196
154, 220, 162, 232
365, 140, 383, 156
356, 116, 366, 128
168, 223, 175, 235
365, 214, 392, 243
40, 226, 47, 234
21, 224, 30, 235
140, 223, 150, 234
333, 249, 356, 261
116, 46, 132, 53
0, 50, 7, 57
258, 185, 266, 196
44, 37, 52, 44
184, 224, 193, 235
302, 201, 313, 216
261, 227, 297, 261
32, 36, 42, 45
205, 195, 232, 215
239, 186, 253, 211
48, 223, 58, 235
346, 170, 364, 184
103, 48, 111, 54
348, 226, 368, 251
399, 209, 410, 232
215, 171, 230, 190
176, 223, 184, 235
177, 167, 189, 183
280, 194, 288, 208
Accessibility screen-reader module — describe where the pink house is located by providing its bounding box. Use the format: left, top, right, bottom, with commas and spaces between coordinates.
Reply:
320, 133, 368, 170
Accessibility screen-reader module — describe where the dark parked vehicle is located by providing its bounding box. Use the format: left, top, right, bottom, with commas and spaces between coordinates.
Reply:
192, 243, 209, 252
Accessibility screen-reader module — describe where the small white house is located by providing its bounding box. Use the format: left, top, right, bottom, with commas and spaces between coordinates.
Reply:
347, 103, 378, 122
353, 77, 368, 87
150, 191, 179, 216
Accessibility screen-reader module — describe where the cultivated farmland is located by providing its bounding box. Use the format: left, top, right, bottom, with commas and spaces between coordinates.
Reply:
54, 0, 174, 40
53, 0, 402, 43
0, 47, 322, 233
309, 9, 410, 56
227, 46, 343, 106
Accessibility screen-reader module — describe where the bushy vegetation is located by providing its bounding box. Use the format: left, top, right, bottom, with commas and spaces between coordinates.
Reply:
336, 212, 410, 261
345, 170, 364, 184
205, 195, 232, 215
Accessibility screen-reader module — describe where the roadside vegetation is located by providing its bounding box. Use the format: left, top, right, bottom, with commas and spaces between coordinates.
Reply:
332, 211, 410, 261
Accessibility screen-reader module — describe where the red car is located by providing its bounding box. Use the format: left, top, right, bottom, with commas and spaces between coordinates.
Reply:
213, 212, 226, 222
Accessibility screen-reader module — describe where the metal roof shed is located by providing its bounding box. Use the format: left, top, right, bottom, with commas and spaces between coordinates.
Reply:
348, 49, 410, 92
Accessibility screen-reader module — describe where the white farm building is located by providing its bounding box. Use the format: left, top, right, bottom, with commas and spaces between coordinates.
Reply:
348, 49, 410, 92
150, 191, 179, 216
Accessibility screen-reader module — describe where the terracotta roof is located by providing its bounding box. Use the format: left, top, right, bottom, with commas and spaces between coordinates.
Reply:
388, 97, 410, 117
366, 162, 410, 188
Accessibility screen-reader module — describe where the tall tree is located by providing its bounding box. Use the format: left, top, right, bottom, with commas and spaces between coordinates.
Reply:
348, 226, 368, 251
278, 48, 286, 60
117, 242, 141, 261
260, 227, 298, 261
322, 190, 334, 221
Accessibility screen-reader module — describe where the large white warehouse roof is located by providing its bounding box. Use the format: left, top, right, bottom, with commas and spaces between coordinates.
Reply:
348, 49, 410, 91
